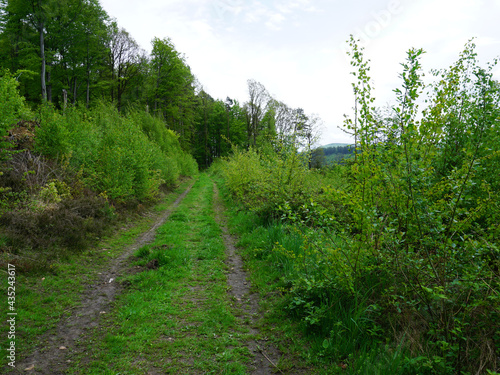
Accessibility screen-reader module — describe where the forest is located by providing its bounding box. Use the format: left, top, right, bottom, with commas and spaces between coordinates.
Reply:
0, 0, 320, 168
1, 0, 499, 373
0, 0, 319, 252
319, 144, 353, 165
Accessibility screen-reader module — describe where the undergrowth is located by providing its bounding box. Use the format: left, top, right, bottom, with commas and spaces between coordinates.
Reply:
217, 39, 500, 374
0, 77, 198, 268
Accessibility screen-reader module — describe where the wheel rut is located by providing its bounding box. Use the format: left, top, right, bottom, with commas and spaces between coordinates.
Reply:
212, 183, 283, 375
15, 183, 194, 374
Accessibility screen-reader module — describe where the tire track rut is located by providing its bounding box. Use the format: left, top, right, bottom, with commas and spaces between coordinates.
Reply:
16, 183, 194, 374
212, 183, 283, 375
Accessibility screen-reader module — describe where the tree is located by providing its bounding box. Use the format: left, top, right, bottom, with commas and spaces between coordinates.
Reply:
195, 89, 214, 168
108, 24, 143, 111
0, 0, 7, 32
0, 0, 103, 104
267, 99, 293, 144
265, 98, 322, 154
67, 0, 109, 107
300, 113, 322, 154
244, 79, 269, 147
149, 37, 196, 148
42, 0, 110, 106
5, 0, 85, 102
224, 99, 247, 150
309, 147, 326, 169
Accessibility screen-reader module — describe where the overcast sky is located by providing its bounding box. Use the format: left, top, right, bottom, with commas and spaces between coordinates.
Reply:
99, 0, 500, 145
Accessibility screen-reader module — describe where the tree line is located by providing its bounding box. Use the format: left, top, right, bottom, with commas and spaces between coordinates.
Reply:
322, 144, 351, 156
0, 0, 322, 169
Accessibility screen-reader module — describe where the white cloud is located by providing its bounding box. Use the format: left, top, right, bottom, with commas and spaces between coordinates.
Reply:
275, 0, 315, 14
265, 12, 286, 30
242, 1, 268, 24
99, 0, 499, 145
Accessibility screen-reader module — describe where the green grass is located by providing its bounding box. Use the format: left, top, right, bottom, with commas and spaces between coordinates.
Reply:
0, 178, 194, 370
66, 174, 253, 374
209, 175, 318, 372
2, 172, 362, 374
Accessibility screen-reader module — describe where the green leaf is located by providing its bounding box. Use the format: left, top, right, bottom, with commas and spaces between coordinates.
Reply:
322, 339, 330, 349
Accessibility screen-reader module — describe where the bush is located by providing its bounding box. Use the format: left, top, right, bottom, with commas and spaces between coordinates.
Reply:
0, 71, 30, 208
0, 70, 28, 140
220, 39, 500, 373
0, 194, 113, 253
221, 146, 323, 221
32, 103, 197, 202
34, 104, 70, 158
129, 110, 198, 177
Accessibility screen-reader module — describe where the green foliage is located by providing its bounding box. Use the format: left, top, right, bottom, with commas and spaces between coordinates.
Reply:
0, 70, 30, 207
1, 0, 111, 105
221, 145, 323, 220
38, 180, 70, 204
321, 144, 353, 165
191, 93, 249, 169
0, 70, 27, 135
1, 92, 197, 262
326, 38, 500, 373
34, 103, 71, 157
128, 110, 198, 177
149, 37, 197, 147
32, 103, 197, 202
86, 105, 168, 200
221, 37, 500, 373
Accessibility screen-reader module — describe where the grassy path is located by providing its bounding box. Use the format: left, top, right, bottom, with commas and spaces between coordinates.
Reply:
2, 179, 194, 374
13, 182, 195, 374
3, 173, 315, 374
60, 173, 282, 374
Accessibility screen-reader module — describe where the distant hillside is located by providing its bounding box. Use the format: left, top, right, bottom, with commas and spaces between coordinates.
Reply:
317, 143, 353, 165
321, 142, 350, 148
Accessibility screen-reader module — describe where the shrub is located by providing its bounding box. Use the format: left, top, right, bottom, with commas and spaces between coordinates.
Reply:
129, 110, 198, 177
221, 146, 322, 221
34, 104, 70, 158
0, 71, 30, 207
33, 103, 197, 202
0, 70, 28, 140
220, 38, 500, 373
0, 194, 113, 253
325, 38, 500, 373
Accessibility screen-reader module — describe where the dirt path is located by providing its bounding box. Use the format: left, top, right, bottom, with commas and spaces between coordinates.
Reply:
11, 178, 299, 374
212, 183, 283, 375
15, 184, 193, 374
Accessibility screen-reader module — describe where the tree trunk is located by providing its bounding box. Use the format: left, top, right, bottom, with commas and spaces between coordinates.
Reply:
204, 103, 209, 168
86, 73, 90, 108
39, 21, 47, 102
73, 77, 77, 104
47, 68, 52, 102
86, 34, 91, 108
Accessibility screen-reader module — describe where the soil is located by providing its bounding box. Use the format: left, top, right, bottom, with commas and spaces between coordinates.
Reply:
14, 184, 193, 374
212, 183, 284, 375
